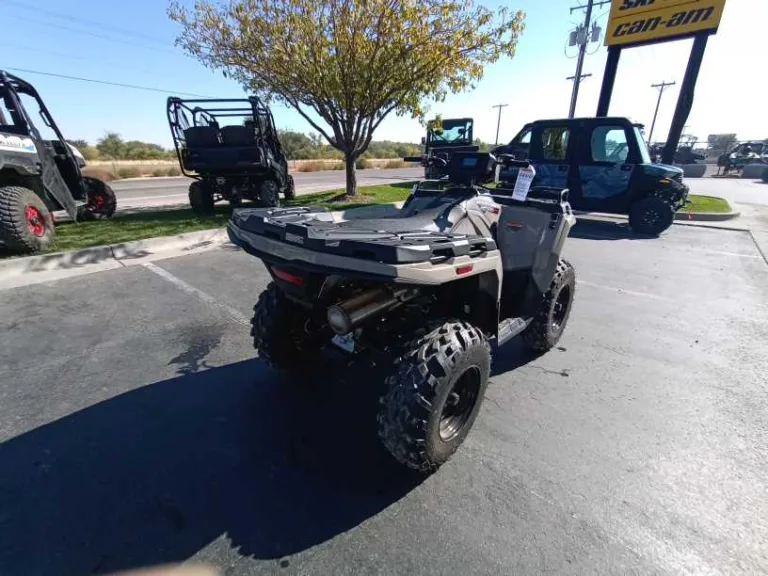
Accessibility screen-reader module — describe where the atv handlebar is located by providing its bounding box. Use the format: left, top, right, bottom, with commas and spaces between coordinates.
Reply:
495, 154, 531, 169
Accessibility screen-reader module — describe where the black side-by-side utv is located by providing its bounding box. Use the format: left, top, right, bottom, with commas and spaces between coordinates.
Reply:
0, 70, 116, 253
167, 97, 294, 214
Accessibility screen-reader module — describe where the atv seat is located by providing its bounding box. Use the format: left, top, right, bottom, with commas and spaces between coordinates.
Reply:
184, 126, 220, 147
221, 125, 256, 146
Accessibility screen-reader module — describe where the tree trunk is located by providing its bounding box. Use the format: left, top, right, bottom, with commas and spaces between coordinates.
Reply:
344, 152, 358, 197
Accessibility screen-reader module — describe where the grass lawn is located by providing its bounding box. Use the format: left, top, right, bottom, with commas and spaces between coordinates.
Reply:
46, 182, 414, 253
679, 194, 732, 214
7, 185, 730, 256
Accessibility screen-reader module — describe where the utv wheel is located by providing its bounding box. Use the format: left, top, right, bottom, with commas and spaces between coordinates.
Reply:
378, 319, 491, 472
283, 175, 296, 200
251, 282, 318, 370
0, 186, 55, 253
77, 177, 117, 220
189, 181, 215, 215
521, 258, 576, 353
259, 180, 280, 207
629, 196, 674, 236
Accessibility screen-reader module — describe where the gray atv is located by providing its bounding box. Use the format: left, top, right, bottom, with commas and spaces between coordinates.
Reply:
228, 152, 576, 471
1, 70, 116, 254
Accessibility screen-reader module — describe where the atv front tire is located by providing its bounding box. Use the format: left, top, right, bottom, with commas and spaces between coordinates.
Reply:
378, 319, 491, 472
0, 186, 55, 253
629, 196, 674, 236
283, 175, 296, 200
251, 282, 318, 370
521, 258, 575, 353
259, 180, 280, 208
78, 177, 117, 220
189, 181, 214, 215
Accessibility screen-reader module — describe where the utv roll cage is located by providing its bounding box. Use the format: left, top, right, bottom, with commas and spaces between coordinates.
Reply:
166, 97, 285, 179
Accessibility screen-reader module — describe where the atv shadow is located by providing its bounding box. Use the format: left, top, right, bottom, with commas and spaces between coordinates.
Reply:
491, 337, 542, 376
0, 359, 423, 576
569, 218, 649, 241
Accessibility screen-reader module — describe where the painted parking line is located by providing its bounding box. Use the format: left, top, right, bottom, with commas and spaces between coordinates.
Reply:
578, 280, 675, 302
142, 262, 250, 327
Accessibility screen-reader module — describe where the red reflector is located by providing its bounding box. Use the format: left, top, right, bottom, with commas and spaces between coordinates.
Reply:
272, 267, 304, 286
455, 264, 474, 276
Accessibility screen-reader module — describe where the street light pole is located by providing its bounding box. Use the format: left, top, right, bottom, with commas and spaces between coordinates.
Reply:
648, 81, 676, 145
492, 103, 508, 145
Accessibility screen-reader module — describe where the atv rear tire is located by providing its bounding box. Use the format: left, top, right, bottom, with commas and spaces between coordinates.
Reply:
629, 196, 674, 236
521, 258, 576, 353
251, 282, 318, 370
260, 180, 280, 208
378, 319, 491, 472
0, 186, 55, 253
189, 181, 214, 215
283, 175, 296, 200
78, 177, 117, 220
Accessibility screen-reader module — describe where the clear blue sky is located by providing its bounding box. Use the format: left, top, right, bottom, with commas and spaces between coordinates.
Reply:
1, 0, 764, 149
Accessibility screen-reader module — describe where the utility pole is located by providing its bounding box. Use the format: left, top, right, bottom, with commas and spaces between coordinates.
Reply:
492, 103, 508, 145
648, 81, 676, 145
568, 0, 610, 118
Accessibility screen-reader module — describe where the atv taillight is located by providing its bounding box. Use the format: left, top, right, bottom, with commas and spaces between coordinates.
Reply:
455, 264, 474, 275
272, 267, 304, 286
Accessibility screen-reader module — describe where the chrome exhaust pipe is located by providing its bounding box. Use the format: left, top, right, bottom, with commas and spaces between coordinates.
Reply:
327, 287, 419, 335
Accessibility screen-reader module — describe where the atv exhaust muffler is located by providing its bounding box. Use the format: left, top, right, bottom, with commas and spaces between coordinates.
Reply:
327, 287, 419, 335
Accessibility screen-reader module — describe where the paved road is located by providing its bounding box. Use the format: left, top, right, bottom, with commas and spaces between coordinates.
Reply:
1, 221, 767, 575
110, 167, 422, 210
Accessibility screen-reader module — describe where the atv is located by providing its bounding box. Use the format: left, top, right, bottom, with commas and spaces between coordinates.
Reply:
0, 70, 116, 253
167, 97, 294, 214
228, 151, 576, 471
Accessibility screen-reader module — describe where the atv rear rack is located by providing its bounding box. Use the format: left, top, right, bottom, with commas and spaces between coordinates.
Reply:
228, 207, 501, 284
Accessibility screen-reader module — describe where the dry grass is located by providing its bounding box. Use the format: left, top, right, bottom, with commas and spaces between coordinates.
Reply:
382, 159, 407, 169
81, 166, 118, 181
296, 160, 344, 172
116, 166, 142, 179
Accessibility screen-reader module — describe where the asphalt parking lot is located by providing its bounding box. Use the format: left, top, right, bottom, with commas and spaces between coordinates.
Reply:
1, 220, 767, 575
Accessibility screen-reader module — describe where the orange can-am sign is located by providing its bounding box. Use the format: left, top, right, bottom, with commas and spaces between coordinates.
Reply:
605, 0, 727, 46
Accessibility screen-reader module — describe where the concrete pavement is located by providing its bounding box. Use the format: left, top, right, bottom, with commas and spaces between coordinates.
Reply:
110, 167, 422, 210
1, 221, 767, 575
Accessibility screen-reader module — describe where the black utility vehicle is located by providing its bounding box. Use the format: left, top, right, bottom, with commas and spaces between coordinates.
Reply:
495, 117, 689, 235
406, 117, 479, 179
167, 97, 294, 214
0, 70, 116, 253
229, 152, 576, 471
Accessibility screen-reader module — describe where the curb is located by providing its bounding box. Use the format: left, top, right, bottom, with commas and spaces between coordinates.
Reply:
572, 208, 740, 224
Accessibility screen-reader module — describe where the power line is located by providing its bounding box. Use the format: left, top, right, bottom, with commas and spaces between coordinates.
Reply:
492, 103, 508, 145
3, 0, 169, 45
1, 66, 214, 98
5, 13, 178, 55
648, 81, 676, 145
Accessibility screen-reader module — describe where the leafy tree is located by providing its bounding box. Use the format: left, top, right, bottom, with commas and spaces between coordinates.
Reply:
97, 132, 126, 159
169, 0, 525, 196
66, 139, 89, 150
707, 133, 737, 157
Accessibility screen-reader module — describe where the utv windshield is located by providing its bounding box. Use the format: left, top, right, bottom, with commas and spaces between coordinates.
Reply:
428, 119, 473, 146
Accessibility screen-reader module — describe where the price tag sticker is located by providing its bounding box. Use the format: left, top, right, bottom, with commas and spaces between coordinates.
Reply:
512, 165, 536, 202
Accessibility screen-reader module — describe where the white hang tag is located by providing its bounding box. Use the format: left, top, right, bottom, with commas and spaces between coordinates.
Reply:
512, 165, 536, 202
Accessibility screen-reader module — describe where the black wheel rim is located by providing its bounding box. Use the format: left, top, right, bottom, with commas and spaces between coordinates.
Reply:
439, 366, 481, 442
551, 285, 571, 332
642, 207, 661, 229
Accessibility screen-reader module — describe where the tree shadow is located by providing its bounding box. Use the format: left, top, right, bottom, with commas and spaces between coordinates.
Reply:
0, 358, 423, 576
